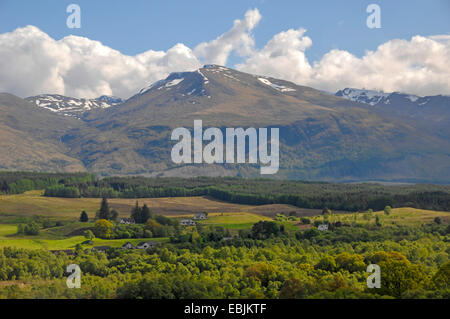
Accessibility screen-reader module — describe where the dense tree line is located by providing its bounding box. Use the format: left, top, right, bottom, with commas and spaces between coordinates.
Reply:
43, 176, 450, 212
0, 171, 94, 195
1, 172, 447, 211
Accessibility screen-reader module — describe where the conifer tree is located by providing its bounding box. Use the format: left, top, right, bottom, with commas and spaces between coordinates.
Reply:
97, 197, 111, 220
80, 210, 89, 222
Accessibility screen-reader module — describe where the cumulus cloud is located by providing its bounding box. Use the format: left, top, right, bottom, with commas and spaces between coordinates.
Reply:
237, 29, 450, 96
194, 8, 261, 66
0, 25, 201, 98
235, 28, 313, 85
0, 8, 449, 98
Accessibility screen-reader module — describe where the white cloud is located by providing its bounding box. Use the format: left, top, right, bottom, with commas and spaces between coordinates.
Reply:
0, 25, 201, 98
235, 28, 313, 85
0, 9, 449, 99
237, 29, 450, 96
194, 8, 261, 66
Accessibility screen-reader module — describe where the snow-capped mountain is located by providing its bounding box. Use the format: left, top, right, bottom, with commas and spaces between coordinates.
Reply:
133, 64, 298, 99
335, 88, 391, 105
25, 94, 124, 118
335, 88, 450, 126
335, 88, 449, 108
2, 65, 450, 182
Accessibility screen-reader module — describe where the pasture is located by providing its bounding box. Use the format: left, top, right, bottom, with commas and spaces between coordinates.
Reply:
310, 207, 450, 226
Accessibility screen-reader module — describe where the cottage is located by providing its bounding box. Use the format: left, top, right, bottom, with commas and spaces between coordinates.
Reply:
180, 219, 196, 226
136, 241, 158, 250
122, 242, 135, 250
92, 246, 111, 253
193, 213, 207, 220
318, 224, 329, 231
120, 218, 135, 225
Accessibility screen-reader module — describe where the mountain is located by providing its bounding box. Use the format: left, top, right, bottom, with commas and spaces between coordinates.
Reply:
1, 65, 449, 182
335, 88, 450, 132
0, 93, 85, 172
25, 94, 123, 118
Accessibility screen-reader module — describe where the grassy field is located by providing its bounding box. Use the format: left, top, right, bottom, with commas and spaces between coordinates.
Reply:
0, 190, 312, 220
310, 207, 450, 226
194, 212, 272, 230
0, 235, 169, 250
0, 191, 278, 249
0, 218, 170, 250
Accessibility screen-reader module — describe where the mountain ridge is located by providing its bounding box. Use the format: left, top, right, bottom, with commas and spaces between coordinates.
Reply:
1, 65, 449, 182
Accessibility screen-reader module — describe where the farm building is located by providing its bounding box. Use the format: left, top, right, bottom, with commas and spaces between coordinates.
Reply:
181, 219, 196, 226
136, 241, 158, 249
120, 218, 135, 224
193, 213, 208, 220
122, 242, 135, 250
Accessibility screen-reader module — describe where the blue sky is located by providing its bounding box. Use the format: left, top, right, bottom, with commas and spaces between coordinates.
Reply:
0, 0, 449, 63
0, 0, 449, 98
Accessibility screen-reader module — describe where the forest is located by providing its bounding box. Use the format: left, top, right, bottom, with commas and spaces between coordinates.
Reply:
2, 172, 448, 213
40, 175, 450, 211
0, 220, 448, 299
0, 171, 448, 300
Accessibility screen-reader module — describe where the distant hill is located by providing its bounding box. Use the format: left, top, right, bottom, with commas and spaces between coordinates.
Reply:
0, 93, 85, 172
0, 65, 449, 182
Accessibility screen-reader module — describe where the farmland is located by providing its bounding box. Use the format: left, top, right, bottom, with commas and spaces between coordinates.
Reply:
0, 186, 448, 300
0, 188, 448, 251
0, 190, 308, 220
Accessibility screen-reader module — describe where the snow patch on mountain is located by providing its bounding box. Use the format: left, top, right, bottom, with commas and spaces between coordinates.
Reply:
335, 88, 390, 105
26, 94, 123, 118
257, 77, 296, 93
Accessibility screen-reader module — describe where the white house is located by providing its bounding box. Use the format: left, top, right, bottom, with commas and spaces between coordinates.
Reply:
136, 241, 158, 250
318, 224, 329, 231
193, 213, 207, 220
180, 219, 196, 226
122, 242, 134, 250
120, 218, 135, 225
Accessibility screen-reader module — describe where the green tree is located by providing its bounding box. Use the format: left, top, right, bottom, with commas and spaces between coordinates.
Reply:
110, 209, 119, 222
375, 215, 382, 227
384, 206, 392, 215
140, 204, 152, 223
94, 219, 113, 239
131, 201, 141, 223
146, 219, 162, 237
84, 230, 95, 241
432, 261, 450, 289
96, 197, 111, 220
80, 211, 89, 222
335, 252, 366, 273
371, 252, 428, 297
279, 278, 308, 298
316, 255, 336, 272
23, 222, 40, 235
